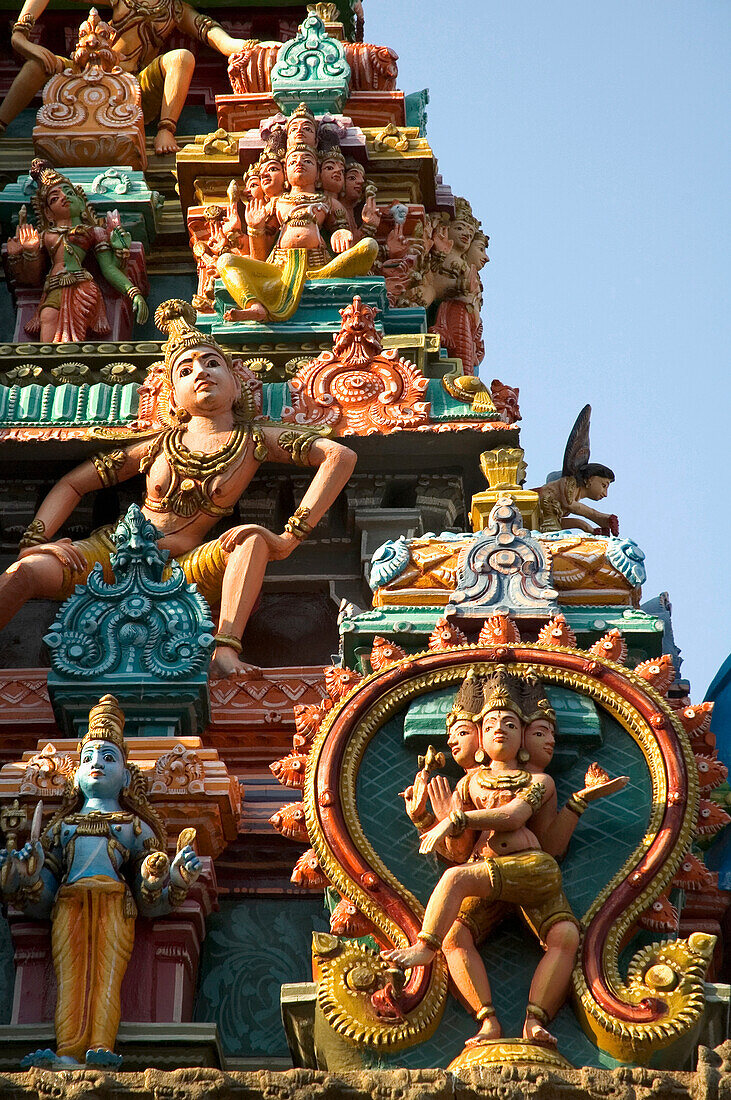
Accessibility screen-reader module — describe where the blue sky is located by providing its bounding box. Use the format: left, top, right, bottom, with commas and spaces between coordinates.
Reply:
365, 0, 730, 696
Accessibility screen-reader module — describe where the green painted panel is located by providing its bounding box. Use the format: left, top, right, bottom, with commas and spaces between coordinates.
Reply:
194, 897, 329, 1058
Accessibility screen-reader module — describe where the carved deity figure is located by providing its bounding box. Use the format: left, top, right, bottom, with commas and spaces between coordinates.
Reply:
427, 197, 488, 374
401, 672, 628, 1037
189, 186, 245, 313
217, 104, 379, 324
0, 299, 357, 678
0, 695, 201, 1067
386, 667, 629, 1049
533, 405, 618, 535
0, 0, 250, 154
6, 159, 148, 342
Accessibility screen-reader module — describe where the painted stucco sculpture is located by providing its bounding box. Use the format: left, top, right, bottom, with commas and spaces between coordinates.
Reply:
5, 160, 148, 342
0, 298, 357, 679
0, 694, 201, 1067
0, 0, 250, 155
32, 9, 147, 170
533, 405, 618, 535
217, 104, 379, 324
271, 622, 723, 1067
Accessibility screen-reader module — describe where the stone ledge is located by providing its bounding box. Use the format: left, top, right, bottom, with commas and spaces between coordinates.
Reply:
0, 1059, 723, 1100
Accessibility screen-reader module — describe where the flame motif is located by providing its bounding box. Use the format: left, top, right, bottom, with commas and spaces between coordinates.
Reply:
536, 613, 576, 648
428, 617, 468, 651
269, 801, 309, 842
291, 848, 328, 888
270, 752, 309, 789
588, 628, 628, 665
369, 635, 407, 671
633, 654, 676, 695
477, 614, 521, 646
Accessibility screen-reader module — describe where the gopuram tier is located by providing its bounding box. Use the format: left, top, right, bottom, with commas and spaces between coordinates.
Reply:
0, 0, 727, 1094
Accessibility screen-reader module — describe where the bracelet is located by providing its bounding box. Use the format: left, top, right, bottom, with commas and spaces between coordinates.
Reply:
126, 285, 141, 301
417, 930, 442, 951
246, 227, 266, 237
214, 632, 242, 654
411, 809, 435, 830
157, 118, 177, 134
12, 13, 36, 36
21, 249, 38, 261
566, 793, 588, 817
168, 882, 188, 908
284, 505, 313, 541
449, 808, 468, 836
6, 252, 21, 264
19, 518, 46, 549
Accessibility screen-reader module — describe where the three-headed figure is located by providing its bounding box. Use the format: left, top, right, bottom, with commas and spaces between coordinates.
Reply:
0, 695, 201, 1067
218, 104, 379, 324
0, 298, 357, 678
389, 667, 627, 1048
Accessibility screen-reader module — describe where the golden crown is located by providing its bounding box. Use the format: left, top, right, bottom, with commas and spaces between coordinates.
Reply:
79, 694, 127, 757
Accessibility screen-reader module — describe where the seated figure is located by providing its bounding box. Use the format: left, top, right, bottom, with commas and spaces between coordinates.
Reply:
0, 298, 357, 678
217, 106, 378, 323
0, 694, 201, 1067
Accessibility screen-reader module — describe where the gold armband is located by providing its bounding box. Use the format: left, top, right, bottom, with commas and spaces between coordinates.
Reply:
284, 505, 312, 541
91, 448, 126, 488
449, 808, 468, 836
566, 793, 588, 816
517, 781, 546, 809
276, 426, 330, 466
19, 518, 46, 549
193, 11, 221, 43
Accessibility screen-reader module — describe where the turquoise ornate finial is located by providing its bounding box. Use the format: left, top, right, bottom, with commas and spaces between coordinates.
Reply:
44, 504, 215, 737
271, 12, 351, 114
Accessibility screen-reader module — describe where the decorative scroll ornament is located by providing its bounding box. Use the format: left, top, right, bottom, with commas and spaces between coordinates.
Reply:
150, 743, 205, 794
33, 9, 146, 170
447, 496, 559, 618
279, 639, 720, 1062
270, 12, 351, 113
19, 743, 75, 794
44, 504, 215, 681
283, 296, 429, 435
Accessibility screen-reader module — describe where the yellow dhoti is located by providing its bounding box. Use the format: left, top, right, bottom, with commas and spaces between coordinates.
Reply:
217, 239, 379, 322
57, 525, 229, 608
52, 877, 135, 1062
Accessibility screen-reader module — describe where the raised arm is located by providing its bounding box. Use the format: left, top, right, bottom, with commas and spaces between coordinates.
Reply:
176, 2, 249, 58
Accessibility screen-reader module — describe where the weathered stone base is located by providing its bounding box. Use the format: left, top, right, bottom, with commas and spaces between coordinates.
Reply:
0, 1053, 729, 1100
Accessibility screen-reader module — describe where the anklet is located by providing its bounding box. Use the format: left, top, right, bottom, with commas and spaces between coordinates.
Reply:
417, 930, 442, 951
157, 118, 177, 135
475, 1004, 496, 1021
214, 632, 242, 654
526, 1001, 550, 1025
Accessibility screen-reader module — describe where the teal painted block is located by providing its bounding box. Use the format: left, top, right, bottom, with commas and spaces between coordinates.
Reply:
271, 13, 351, 115
45, 506, 215, 738
405, 88, 430, 135
202, 276, 426, 346
0, 167, 162, 248
426, 377, 494, 421
194, 897, 329, 1057
0, 381, 138, 426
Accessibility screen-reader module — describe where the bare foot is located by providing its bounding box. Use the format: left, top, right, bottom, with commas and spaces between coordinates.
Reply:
382, 942, 435, 969
209, 645, 261, 680
154, 129, 181, 156
223, 303, 268, 323
523, 1013, 558, 1046
465, 1015, 503, 1047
